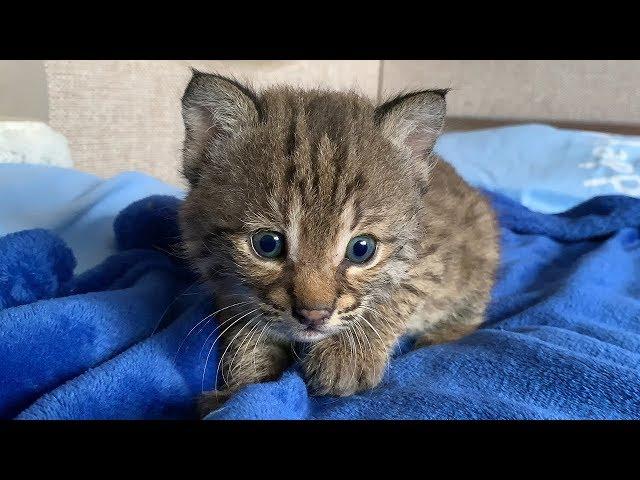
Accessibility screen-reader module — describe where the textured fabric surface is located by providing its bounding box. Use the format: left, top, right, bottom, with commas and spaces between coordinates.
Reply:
1, 172, 639, 419
436, 124, 640, 213
45, 61, 379, 186
0, 163, 182, 274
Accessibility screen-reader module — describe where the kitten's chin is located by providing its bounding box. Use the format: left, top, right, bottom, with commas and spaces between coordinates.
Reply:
268, 320, 340, 343
291, 329, 332, 343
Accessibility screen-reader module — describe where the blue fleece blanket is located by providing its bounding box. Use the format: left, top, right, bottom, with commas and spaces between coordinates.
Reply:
1, 191, 639, 419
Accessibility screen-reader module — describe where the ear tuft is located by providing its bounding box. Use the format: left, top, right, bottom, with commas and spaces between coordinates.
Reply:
374, 89, 447, 161
181, 70, 262, 186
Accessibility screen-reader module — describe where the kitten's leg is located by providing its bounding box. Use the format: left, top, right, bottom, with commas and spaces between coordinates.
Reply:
414, 299, 487, 348
199, 321, 290, 416
303, 310, 403, 397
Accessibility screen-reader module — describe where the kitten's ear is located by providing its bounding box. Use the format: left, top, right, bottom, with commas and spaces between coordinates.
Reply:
374, 89, 448, 161
181, 70, 262, 185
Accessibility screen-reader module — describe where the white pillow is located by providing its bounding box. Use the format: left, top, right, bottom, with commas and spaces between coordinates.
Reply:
0, 121, 72, 168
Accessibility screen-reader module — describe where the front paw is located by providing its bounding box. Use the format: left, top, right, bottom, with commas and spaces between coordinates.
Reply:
198, 330, 291, 417
198, 389, 235, 417
303, 336, 388, 396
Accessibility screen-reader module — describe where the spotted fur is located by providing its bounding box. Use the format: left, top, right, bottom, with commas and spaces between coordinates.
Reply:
178, 71, 499, 416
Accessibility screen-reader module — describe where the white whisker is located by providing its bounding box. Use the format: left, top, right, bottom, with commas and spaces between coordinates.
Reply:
252, 320, 274, 373
151, 279, 202, 336
291, 340, 304, 364
173, 300, 256, 363
217, 316, 258, 388
228, 314, 263, 379
197, 304, 258, 359
356, 313, 385, 346
346, 329, 358, 387
353, 317, 378, 381
201, 307, 259, 392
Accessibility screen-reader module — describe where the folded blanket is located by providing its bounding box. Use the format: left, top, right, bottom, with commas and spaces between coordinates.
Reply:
0, 164, 183, 274
1, 192, 639, 419
436, 124, 640, 214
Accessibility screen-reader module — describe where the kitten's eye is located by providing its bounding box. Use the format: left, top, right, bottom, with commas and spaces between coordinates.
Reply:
345, 235, 377, 264
251, 231, 284, 259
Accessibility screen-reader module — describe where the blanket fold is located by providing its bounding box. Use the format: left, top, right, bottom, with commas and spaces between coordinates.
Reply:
1, 192, 639, 420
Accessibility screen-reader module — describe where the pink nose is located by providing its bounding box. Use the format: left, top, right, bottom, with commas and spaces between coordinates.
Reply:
294, 308, 332, 327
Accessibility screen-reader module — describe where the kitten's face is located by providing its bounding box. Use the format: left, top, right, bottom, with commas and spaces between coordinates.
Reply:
178, 73, 445, 343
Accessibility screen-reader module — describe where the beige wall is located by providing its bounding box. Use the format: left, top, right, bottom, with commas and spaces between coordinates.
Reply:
382, 60, 640, 134
3, 60, 640, 184
0, 60, 48, 121
4, 59, 639, 129
1, 60, 380, 122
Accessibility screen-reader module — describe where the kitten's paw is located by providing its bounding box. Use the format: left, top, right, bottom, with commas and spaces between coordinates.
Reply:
198, 337, 292, 417
198, 389, 235, 417
303, 336, 388, 397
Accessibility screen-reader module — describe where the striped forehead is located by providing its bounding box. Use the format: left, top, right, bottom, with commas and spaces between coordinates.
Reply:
284, 195, 350, 265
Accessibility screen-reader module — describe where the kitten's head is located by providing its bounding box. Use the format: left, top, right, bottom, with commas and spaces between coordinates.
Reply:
178, 71, 446, 343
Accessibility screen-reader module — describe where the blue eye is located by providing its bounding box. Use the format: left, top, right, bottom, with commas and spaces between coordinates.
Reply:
251, 231, 284, 259
345, 235, 377, 264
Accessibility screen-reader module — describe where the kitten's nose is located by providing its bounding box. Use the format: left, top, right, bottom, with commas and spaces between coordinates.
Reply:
293, 307, 333, 327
